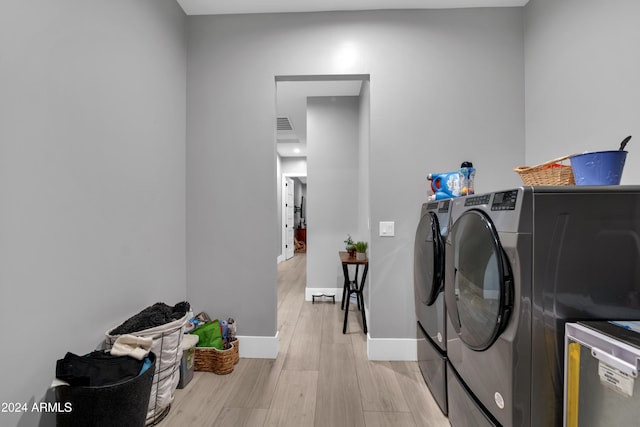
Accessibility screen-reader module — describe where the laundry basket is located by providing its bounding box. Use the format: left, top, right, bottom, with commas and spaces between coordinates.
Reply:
514, 155, 576, 186
106, 313, 189, 426
55, 353, 156, 427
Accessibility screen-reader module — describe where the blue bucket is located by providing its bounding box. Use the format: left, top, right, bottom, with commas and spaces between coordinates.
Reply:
570, 150, 627, 185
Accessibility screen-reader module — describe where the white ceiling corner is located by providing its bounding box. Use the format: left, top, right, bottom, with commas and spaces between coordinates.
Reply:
176, 0, 529, 16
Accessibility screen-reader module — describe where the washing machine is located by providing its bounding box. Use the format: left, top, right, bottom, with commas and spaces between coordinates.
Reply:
414, 199, 451, 415
444, 186, 640, 427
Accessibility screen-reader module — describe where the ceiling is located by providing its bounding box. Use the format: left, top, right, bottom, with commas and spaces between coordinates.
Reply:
177, 0, 529, 15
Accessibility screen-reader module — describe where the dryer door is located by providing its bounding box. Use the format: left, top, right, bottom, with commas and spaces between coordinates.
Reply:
414, 211, 444, 306
445, 209, 513, 351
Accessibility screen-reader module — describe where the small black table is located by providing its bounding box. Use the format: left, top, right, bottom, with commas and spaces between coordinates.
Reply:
339, 251, 368, 334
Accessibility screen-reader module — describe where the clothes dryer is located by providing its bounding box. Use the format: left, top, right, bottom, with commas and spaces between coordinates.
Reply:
414, 199, 451, 415
444, 186, 640, 427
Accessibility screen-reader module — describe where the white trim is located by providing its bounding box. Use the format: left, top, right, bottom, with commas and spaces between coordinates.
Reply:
236, 332, 279, 359
367, 335, 418, 361
178, 1, 530, 16
277, 254, 285, 264
305, 287, 343, 301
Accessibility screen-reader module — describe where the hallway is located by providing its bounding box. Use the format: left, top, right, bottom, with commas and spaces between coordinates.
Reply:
160, 254, 449, 426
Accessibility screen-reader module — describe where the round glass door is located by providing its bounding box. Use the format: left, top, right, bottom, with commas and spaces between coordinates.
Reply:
414, 212, 444, 306
445, 210, 513, 351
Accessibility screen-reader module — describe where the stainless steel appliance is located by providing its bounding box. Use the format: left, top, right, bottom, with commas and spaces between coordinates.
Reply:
444, 186, 640, 427
564, 321, 640, 427
414, 199, 451, 415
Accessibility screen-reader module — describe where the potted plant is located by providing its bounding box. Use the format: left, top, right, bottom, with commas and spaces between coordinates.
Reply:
354, 241, 368, 260
344, 235, 356, 257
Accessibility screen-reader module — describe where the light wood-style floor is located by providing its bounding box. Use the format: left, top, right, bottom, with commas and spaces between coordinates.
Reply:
158, 254, 449, 427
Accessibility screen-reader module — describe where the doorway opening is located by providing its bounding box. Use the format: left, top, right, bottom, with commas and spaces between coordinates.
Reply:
281, 174, 306, 261
275, 74, 371, 313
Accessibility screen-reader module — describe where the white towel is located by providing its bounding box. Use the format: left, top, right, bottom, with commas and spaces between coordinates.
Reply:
110, 334, 153, 360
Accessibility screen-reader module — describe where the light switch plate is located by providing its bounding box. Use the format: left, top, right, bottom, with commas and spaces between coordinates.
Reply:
379, 221, 395, 237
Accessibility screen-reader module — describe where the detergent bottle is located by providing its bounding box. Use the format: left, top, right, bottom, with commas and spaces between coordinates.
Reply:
459, 161, 475, 196
427, 171, 462, 200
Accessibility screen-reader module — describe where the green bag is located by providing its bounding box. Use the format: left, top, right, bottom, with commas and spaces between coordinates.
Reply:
191, 320, 223, 350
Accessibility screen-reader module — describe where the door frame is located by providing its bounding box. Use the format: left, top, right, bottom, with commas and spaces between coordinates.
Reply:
280, 172, 307, 263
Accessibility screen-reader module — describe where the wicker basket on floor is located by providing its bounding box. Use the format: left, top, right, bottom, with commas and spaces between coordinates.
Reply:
194, 341, 236, 375
230, 339, 239, 365
514, 154, 576, 186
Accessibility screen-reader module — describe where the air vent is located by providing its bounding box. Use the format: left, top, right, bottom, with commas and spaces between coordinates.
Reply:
277, 116, 294, 131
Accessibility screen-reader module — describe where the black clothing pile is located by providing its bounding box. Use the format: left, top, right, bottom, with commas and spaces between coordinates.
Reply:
56, 351, 144, 387
110, 301, 190, 336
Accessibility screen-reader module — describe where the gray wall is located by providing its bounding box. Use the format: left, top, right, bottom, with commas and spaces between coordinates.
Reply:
186, 9, 524, 340
0, 1, 187, 426
307, 96, 361, 291
186, 15, 279, 336
281, 158, 308, 176
524, 0, 640, 181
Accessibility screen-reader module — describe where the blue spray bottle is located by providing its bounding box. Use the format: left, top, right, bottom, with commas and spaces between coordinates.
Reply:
459, 161, 475, 196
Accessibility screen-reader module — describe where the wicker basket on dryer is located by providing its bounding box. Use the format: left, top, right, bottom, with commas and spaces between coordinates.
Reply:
514, 154, 576, 186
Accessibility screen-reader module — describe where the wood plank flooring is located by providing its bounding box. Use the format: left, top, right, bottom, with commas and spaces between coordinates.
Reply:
158, 254, 450, 427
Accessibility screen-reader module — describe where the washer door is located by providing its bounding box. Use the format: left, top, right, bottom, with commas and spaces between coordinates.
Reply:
414, 211, 445, 306
445, 209, 513, 351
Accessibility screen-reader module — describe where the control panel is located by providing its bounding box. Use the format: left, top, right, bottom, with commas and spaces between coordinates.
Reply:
426, 201, 439, 211
439, 199, 451, 213
491, 190, 518, 211
464, 194, 491, 207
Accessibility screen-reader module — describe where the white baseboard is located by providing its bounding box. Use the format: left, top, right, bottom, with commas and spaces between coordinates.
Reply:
305, 287, 343, 301
235, 326, 417, 362
236, 332, 279, 359
277, 254, 285, 264
367, 335, 418, 361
